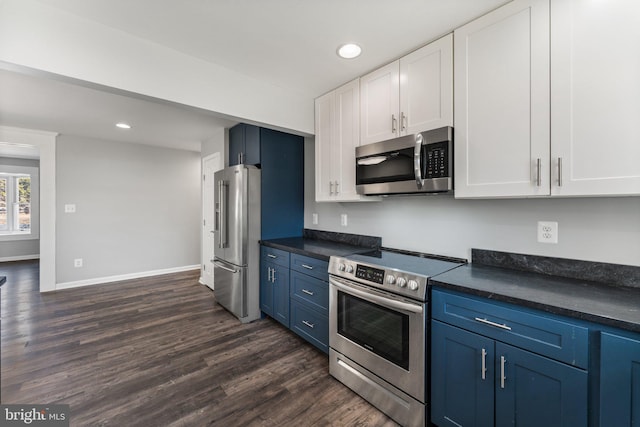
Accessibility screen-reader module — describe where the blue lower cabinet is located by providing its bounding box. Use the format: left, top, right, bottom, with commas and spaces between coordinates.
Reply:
495, 342, 588, 427
600, 332, 640, 427
431, 320, 495, 427
290, 299, 328, 353
260, 258, 290, 328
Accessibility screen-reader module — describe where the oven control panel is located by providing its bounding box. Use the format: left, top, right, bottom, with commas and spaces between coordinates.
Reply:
355, 265, 384, 284
329, 257, 429, 301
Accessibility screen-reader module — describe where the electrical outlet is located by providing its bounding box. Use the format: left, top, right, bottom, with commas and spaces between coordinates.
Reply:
537, 221, 558, 244
65, 204, 76, 213
74, 258, 83, 268
340, 214, 348, 227
312, 213, 318, 225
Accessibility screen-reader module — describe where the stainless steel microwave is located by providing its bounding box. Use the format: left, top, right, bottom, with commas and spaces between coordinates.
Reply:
355, 127, 453, 196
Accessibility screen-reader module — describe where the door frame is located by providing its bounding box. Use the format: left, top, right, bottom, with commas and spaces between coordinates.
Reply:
200, 152, 222, 287
0, 126, 57, 292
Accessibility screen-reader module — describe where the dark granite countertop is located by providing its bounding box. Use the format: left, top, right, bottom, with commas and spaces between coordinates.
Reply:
430, 263, 640, 333
261, 237, 374, 261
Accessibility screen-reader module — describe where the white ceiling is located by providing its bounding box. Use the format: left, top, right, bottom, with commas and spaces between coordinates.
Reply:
0, 0, 511, 155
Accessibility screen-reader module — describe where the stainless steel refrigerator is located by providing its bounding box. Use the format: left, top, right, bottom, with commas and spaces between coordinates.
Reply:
212, 164, 261, 323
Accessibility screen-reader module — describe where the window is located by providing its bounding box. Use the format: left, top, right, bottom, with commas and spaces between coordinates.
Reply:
0, 165, 38, 240
0, 173, 31, 234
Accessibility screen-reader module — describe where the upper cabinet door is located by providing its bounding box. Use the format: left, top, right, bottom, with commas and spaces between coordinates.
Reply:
454, 0, 550, 198
333, 79, 362, 201
360, 61, 400, 145
314, 91, 335, 202
551, 0, 640, 196
400, 34, 453, 135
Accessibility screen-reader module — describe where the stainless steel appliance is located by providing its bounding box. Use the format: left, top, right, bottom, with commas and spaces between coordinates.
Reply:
355, 126, 453, 196
213, 164, 261, 323
328, 250, 464, 427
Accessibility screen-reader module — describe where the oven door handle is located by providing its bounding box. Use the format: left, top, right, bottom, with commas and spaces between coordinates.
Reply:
330, 278, 423, 314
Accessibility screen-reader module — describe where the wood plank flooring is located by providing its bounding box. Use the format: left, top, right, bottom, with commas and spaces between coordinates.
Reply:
0, 261, 397, 426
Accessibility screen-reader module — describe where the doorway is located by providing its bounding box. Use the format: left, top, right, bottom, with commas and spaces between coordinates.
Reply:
201, 152, 222, 289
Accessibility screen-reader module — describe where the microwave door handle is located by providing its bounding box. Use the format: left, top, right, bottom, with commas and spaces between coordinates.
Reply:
414, 133, 424, 189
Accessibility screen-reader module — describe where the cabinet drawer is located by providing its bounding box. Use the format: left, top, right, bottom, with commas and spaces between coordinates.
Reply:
290, 300, 328, 353
290, 270, 329, 314
432, 289, 589, 368
290, 253, 329, 281
261, 246, 290, 268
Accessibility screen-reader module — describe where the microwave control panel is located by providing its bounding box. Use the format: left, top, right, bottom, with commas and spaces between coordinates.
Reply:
424, 141, 450, 179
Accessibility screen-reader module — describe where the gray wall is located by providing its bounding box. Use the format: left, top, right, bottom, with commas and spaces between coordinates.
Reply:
304, 138, 640, 266
56, 136, 202, 283
0, 157, 40, 259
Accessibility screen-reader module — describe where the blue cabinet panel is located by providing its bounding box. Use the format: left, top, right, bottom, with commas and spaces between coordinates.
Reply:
229, 123, 260, 166
432, 289, 589, 368
290, 270, 329, 313
228, 124, 244, 166
260, 251, 290, 328
495, 342, 588, 427
290, 299, 328, 353
260, 259, 274, 316
260, 127, 304, 240
290, 253, 329, 281
600, 332, 640, 427
431, 320, 495, 427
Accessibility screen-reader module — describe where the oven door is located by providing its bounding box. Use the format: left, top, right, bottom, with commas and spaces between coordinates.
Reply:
329, 276, 426, 402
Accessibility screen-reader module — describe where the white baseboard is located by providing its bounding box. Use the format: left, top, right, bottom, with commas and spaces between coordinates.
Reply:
0, 254, 40, 262
55, 264, 201, 291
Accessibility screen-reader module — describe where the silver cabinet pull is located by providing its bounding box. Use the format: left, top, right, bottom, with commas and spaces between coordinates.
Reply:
391, 114, 397, 133
271, 268, 276, 283
302, 320, 315, 329
301, 289, 314, 296
267, 267, 272, 282
500, 356, 507, 389
536, 158, 542, 186
329, 181, 334, 195
302, 264, 314, 270
481, 348, 487, 380
474, 317, 512, 331
558, 157, 563, 187
401, 112, 407, 131
334, 181, 339, 194
267, 254, 277, 259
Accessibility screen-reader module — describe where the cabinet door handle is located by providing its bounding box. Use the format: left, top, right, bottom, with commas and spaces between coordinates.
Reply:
536, 158, 542, 186
329, 181, 334, 195
500, 356, 507, 389
301, 289, 314, 296
474, 317, 512, 331
301, 264, 314, 270
557, 157, 563, 187
481, 348, 487, 380
267, 254, 277, 259
272, 268, 276, 283
401, 112, 407, 131
391, 114, 397, 133
302, 320, 315, 329
267, 267, 272, 282
334, 181, 339, 194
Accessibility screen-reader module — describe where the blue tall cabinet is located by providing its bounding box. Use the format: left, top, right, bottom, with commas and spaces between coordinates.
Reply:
228, 123, 304, 240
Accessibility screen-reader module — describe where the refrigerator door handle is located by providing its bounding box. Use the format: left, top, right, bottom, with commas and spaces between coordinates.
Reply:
213, 259, 238, 273
218, 180, 228, 248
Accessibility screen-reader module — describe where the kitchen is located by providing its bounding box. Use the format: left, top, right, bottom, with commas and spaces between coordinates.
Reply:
1, 0, 639, 426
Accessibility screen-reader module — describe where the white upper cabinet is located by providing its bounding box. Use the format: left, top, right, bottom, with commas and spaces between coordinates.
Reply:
550, 0, 640, 196
456, 0, 640, 199
454, 0, 550, 198
315, 79, 378, 202
360, 34, 453, 145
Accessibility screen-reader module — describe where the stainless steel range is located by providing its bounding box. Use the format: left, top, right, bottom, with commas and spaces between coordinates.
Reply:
328, 249, 465, 427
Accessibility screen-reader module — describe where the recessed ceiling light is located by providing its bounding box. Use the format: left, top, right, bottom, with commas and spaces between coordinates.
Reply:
337, 43, 362, 59
116, 122, 131, 129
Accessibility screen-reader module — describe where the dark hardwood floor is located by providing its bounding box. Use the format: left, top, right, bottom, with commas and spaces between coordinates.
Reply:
0, 260, 398, 426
